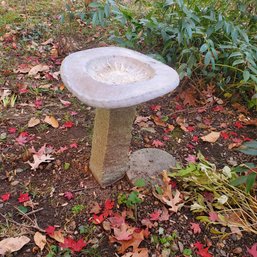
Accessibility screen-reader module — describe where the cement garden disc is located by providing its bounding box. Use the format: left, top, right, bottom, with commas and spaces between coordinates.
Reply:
127, 148, 177, 185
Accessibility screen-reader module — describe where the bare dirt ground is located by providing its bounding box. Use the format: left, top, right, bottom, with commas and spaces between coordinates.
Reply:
0, 1, 257, 257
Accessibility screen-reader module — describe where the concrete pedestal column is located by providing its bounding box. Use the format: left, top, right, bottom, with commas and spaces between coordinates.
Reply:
89, 107, 136, 187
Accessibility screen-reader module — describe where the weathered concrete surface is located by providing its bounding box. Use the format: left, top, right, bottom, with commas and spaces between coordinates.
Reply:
127, 148, 176, 185
89, 107, 136, 187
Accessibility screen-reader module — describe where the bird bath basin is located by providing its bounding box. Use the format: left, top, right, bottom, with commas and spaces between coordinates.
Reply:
61, 47, 180, 187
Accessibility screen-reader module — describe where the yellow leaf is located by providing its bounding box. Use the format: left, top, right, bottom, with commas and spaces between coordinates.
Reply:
44, 115, 59, 128
201, 131, 220, 143
28, 117, 40, 128
34, 232, 46, 251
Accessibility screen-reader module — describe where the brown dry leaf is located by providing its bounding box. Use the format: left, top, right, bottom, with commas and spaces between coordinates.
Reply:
0, 236, 30, 255
152, 115, 166, 127
34, 232, 46, 251
232, 103, 249, 114
176, 116, 188, 132
180, 87, 197, 106
49, 230, 64, 243
28, 64, 49, 76
90, 202, 101, 214
122, 248, 149, 257
44, 115, 59, 128
201, 131, 220, 143
238, 114, 257, 126
28, 117, 40, 128
110, 229, 145, 254
228, 142, 243, 149
153, 171, 183, 212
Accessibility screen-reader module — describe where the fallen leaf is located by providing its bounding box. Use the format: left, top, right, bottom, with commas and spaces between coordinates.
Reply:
209, 212, 219, 222
1, 193, 10, 202
114, 223, 134, 241
180, 87, 197, 106
153, 171, 183, 212
201, 132, 220, 143
64, 191, 74, 200
44, 115, 59, 128
89, 202, 101, 214
149, 210, 161, 221
152, 139, 165, 147
28, 64, 49, 76
122, 248, 149, 257
247, 243, 257, 257
28, 117, 40, 128
18, 193, 30, 203
45, 226, 55, 236
0, 236, 30, 255
34, 232, 46, 251
49, 230, 64, 243
190, 222, 201, 234
60, 237, 87, 252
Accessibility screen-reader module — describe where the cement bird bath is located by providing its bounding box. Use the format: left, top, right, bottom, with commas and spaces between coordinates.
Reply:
61, 46, 179, 187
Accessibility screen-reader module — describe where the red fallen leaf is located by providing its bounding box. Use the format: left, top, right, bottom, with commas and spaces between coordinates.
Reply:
192, 135, 199, 142
34, 99, 43, 109
169, 180, 177, 189
163, 135, 170, 141
209, 212, 219, 222
63, 121, 74, 128
241, 135, 252, 142
194, 242, 213, 257
109, 212, 126, 228
229, 131, 238, 137
70, 143, 78, 148
64, 191, 74, 200
232, 138, 242, 144
56, 146, 68, 153
187, 143, 195, 150
149, 210, 161, 221
186, 126, 195, 132
8, 127, 17, 134
141, 218, 154, 229
185, 154, 197, 163
45, 226, 55, 236
175, 104, 184, 110
16, 132, 33, 145
234, 121, 244, 129
247, 243, 257, 257
70, 111, 78, 116
150, 105, 161, 112
220, 131, 229, 140
114, 223, 134, 241
19, 88, 29, 94
159, 206, 170, 221
91, 213, 104, 224
190, 222, 201, 234
152, 140, 165, 148
18, 193, 30, 203
105, 199, 114, 210
1, 193, 10, 202
202, 192, 214, 202
213, 105, 224, 112
60, 237, 87, 252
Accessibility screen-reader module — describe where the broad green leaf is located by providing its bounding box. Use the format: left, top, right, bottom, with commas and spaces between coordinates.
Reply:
200, 43, 208, 53
246, 173, 256, 193
230, 175, 248, 187
232, 59, 244, 66
237, 140, 257, 155
134, 178, 146, 187
204, 51, 212, 66
243, 70, 250, 81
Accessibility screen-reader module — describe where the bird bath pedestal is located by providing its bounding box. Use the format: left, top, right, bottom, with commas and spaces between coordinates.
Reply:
61, 47, 179, 187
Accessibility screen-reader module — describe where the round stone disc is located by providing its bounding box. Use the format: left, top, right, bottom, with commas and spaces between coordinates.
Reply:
127, 148, 176, 186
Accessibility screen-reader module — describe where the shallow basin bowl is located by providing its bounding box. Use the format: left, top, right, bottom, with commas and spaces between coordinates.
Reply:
60, 47, 179, 109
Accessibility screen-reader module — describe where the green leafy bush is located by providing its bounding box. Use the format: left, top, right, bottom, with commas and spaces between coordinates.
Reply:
84, 0, 257, 108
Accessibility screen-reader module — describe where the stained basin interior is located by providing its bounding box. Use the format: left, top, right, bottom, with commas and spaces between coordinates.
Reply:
86, 56, 155, 85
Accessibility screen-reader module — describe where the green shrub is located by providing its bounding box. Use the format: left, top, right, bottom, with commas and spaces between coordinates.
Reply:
83, 0, 257, 108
